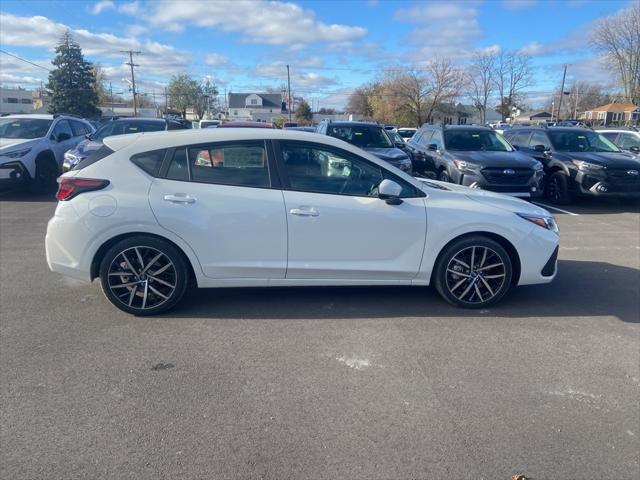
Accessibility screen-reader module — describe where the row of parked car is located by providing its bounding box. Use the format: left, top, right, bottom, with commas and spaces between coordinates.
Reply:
1, 113, 639, 205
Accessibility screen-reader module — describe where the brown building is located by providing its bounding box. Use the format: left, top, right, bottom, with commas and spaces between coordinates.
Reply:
581, 102, 640, 126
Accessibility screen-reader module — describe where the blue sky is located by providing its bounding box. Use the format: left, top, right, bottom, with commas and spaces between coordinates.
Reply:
0, 0, 633, 109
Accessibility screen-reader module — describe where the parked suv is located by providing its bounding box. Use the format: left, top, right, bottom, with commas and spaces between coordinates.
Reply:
595, 128, 640, 155
63, 117, 187, 171
0, 114, 95, 192
316, 121, 412, 173
504, 126, 640, 204
405, 125, 544, 197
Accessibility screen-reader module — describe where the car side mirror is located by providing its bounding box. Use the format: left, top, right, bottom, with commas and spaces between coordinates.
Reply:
427, 143, 438, 151
57, 132, 71, 142
630, 146, 640, 153
533, 144, 548, 153
378, 179, 403, 205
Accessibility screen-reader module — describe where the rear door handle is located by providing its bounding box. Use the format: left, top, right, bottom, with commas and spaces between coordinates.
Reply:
289, 207, 319, 217
163, 194, 196, 204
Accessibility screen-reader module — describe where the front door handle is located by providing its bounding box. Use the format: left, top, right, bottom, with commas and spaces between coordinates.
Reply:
289, 207, 319, 217
164, 194, 196, 204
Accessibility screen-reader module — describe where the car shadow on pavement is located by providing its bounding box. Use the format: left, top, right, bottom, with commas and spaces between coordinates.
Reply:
0, 190, 57, 203
534, 197, 640, 215
167, 260, 639, 323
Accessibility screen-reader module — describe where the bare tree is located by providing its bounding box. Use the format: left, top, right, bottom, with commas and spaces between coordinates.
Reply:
493, 50, 534, 121
346, 85, 375, 117
547, 81, 613, 119
423, 58, 464, 123
591, 3, 640, 105
466, 50, 497, 125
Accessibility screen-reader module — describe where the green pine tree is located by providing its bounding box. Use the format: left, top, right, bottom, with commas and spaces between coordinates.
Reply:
46, 31, 101, 118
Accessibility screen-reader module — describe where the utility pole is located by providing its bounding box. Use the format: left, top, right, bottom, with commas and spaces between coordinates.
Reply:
121, 50, 141, 116
164, 87, 168, 116
573, 83, 580, 120
109, 81, 114, 113
286, 64, 292, 122
557, 64, 568, 122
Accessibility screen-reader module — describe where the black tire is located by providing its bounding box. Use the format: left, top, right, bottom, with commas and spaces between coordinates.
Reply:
545, 170, 573, 205
433, 235, 513, 308
99, 236, 190, 316
29, 154, 59, 194
438, 169, 452, 183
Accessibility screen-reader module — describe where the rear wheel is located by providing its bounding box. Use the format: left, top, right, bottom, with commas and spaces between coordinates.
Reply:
545, 171, 573, 205
99, 236, 190, 316
433, 235, 513, 308
29, 154, 59, 193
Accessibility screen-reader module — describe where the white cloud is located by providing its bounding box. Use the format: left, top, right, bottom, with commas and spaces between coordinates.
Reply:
0, 73, 44, 86
254, 62, 337, 89
393, 2, 483, 59
88, 0, 114, 15
0, 13, 191, 79
125, 24, 149, 37
118, 1, 142, 16
145, 0, 367, 46
204, 53, 228, 66
501, 0, 537, 10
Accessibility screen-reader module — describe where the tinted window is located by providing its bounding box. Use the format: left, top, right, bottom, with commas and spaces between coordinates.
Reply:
397, 129, 416, 139
51, 120, 73, 140
528, 131, 551, 150
166, 148, 189, 181
547, 131, 620, 153
73, 145, 114, 170
600, 132, 619, 142
0, 118, 52, 139
115, 121, 165, 135
618, 132, 640, 149
429, 130, 443, 149
167, 121, 185, 130
70, 120, 91, 137
93, 122, 115, 141
327, 125, 393, 148
444, 129, 512, 151
131, 149, 167, 176
280, 142, 416, 197
189, 142, 269, 188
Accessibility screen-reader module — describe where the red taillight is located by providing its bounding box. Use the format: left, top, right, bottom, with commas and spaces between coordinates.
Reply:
56, 177, 110, 201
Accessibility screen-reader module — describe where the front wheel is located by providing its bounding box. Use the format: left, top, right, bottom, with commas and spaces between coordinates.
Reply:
99, 236, 190, 315
545, 171, 573, 205
433, 236, 513, 308
29, 156, 59, 193
438, 170, 452, 183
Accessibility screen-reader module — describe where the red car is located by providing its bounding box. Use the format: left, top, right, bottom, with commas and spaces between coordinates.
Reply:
217, 122, 274, 129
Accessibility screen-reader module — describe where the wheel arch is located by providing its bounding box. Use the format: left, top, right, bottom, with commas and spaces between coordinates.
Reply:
90, 232, 197, 284
430, 231, 521, 286
35, 149, 58, 173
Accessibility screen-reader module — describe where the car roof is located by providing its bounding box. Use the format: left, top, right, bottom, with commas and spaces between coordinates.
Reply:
110, 117, 165, 124
3, 114, 55, 120
421, 124, 493, 131
324, 121, 382, 128
218, 122, 273, 128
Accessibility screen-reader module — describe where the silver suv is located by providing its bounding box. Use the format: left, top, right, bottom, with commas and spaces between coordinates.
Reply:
0, 114, 95, 192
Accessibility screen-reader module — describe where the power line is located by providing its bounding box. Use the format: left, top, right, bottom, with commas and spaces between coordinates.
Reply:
0, 50, 51, 71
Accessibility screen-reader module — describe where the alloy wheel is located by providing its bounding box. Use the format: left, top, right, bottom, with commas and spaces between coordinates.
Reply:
445, 245, 506, 304
107, 246, 177, 310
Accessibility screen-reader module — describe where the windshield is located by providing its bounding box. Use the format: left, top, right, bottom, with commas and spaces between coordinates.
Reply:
547, 130, 620, 153
397, 130, 415, 139
444, 129, 513, 151
0, 118, 52, 139
327, 125, 393, 148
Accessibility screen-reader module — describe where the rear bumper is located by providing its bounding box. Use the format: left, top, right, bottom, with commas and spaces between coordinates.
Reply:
45, 204, 93, 282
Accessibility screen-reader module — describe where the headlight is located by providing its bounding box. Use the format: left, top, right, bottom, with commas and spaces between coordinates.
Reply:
571, 160, 604, 171
516, 212, 559, 234
453, 160, 481, 172
1, 147, 31, 159
64, 151, 78, 162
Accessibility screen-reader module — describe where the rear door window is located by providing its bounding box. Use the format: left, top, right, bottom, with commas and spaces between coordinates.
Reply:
188, 141, 270, 188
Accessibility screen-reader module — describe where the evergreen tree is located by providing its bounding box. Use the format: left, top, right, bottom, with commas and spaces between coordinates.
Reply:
295, 100, 313, 124
47, 31, 101, 117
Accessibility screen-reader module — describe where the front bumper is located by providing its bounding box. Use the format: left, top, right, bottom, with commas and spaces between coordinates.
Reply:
455, 168, 544, 198
575, 170, 640, 197
0, 161, 30, 189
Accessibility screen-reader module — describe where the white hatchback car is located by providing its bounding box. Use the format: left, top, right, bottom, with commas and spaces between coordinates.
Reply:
46, 129, 560, 315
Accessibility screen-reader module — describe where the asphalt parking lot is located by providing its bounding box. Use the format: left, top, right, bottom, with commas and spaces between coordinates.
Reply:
1, 193, 638, 480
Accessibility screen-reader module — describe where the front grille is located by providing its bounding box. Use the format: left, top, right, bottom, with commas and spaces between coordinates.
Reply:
481, 167, 534, 185
606, 168, 640, 185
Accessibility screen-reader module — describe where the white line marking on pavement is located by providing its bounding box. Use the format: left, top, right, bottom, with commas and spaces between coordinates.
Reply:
533, 202, 580, 216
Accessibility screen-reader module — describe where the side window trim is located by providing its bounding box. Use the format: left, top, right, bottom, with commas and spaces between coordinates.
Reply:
273, 139, 423, 198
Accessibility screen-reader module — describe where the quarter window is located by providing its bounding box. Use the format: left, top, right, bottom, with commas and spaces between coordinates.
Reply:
131, 149, 166, 177
189, 142, 269, 188
166, 148, 189, 181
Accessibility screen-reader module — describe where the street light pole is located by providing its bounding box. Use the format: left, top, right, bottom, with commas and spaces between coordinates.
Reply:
286, 64, 292, 122
557, 64, 568, 122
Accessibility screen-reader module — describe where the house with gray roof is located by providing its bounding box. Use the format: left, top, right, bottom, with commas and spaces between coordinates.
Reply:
227, 93, 286, 121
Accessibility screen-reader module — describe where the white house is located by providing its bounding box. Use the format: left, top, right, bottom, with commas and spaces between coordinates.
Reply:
227, 93, 285, 121
0, 87, 34, 114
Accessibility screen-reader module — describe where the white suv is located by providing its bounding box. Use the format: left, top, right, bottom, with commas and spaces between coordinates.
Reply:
46, 128, 559, 315
596, 129, 640, 155
0, 114, 95, 192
